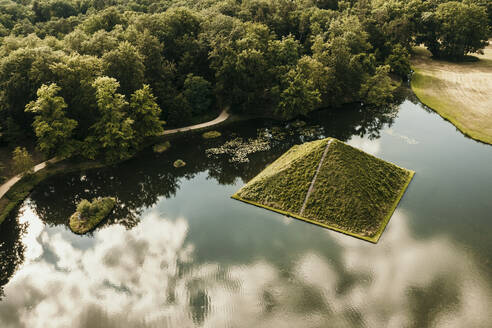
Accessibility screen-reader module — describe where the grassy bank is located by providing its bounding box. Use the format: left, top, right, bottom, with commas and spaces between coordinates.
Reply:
411, 42, 492, 145
0, 110, 233, 226
232, 138, 414, 243
0, 159, 103, 225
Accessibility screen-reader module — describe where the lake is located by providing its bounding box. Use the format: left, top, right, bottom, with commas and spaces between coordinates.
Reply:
1, 93, 491, 327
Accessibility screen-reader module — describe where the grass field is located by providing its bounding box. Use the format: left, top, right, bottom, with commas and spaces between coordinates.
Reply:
232, 138, 414, 243
411, 41, 492, 145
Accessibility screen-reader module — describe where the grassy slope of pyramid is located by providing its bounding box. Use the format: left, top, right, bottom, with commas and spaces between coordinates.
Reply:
232, 138, 414, 243
232, 138, 329, 214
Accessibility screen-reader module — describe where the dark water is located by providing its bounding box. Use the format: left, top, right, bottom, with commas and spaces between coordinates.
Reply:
1, 95, 491, 328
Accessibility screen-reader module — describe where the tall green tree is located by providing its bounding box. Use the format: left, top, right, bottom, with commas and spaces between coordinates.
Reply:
276, 67, 321, 119
182, 74, 213, 116
359, 65, 397, 107
129, 84, 164, 145
86, 76, 135, 163
26, 83, 78, 158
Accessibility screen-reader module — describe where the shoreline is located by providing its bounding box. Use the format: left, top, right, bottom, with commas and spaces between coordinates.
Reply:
410, 43, 492, 145
0, 109, 230, 226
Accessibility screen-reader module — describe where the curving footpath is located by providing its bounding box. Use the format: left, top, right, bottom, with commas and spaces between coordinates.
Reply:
0, 109, 229, 204
0, 157, 62, 200
162, 109, 229, 135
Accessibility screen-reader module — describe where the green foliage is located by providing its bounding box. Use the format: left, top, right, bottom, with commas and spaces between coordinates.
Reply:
129, 84, 164, 145
12, 147, 34, 176
167, 93, 193, 126
71, 197, 116, 234
89, 76, 135, 163
50, 54, 103, 137
277, 68, 321, 119
25, 83, 78, 158
359, 65, 398, 107
76, 199, 92, 218
385, 44, 411, 77
102, 41, 145, 95
0, 162, 4, 183
419, 1, 490, 60
182, 74, 213, 116
0, 0, 488, 146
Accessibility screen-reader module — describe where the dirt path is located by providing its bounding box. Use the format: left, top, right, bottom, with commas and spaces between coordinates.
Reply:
0, 157, 61, 200
163, 110, 229, 135
299, 139, 333, 216
411, 41, 492, 144
0, 109, 230, 203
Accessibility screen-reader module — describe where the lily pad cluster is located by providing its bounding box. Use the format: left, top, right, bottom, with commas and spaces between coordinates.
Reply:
206, 137, 270, 163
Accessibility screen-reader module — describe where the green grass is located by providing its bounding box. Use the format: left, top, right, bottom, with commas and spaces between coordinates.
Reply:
410, 43, 492, 145
233, 139, 329, 214
232, 138, 414, 243
69, 197, 116, 234
411, 68, 492, 145
303, 140, 414, 241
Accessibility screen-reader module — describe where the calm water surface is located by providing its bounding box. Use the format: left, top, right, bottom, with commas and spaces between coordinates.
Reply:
1, 96, 491, 328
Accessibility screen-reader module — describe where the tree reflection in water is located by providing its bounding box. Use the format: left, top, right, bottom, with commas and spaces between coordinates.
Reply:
26, 103, 399, 233
0, 101, 399, 308
0, 213, 27, 300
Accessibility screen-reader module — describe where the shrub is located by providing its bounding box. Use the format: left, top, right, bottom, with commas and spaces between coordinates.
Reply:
12, 147, 34, 176
76, 199, 92, 219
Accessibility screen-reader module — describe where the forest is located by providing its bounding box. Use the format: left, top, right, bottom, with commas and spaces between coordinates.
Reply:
0, 0, 490, 164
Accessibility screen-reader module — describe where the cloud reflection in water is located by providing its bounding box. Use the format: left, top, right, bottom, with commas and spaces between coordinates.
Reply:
0, 207, 490, 328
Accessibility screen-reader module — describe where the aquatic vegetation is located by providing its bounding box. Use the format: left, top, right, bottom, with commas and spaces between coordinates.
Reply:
173, 159, 186, 168
206, 137, 271, 163
232, 138, 414, 243
69, 197, 116, 234
290, 120, 306, 128
153, 141, 171, 153
202, 131, 222, 139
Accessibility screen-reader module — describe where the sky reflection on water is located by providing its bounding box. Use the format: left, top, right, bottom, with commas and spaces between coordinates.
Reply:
1, 99, 492, 327
0, 202, 490, 328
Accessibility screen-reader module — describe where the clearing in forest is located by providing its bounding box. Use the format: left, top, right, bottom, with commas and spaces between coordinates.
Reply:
232, 138, 414, 243
411, 41, 492, 145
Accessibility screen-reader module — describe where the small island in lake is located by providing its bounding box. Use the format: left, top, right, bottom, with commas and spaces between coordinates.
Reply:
173, 159, 186, 168
69, 197, 116, 234
232, 138, 414, 243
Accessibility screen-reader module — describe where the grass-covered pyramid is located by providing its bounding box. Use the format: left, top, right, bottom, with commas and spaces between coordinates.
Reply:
232, 138, 414, 243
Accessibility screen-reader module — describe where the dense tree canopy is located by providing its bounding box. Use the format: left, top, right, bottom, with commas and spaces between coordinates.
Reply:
0, 0, 489, 161
418, 1, 490, 59
25, 83, 78, 158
